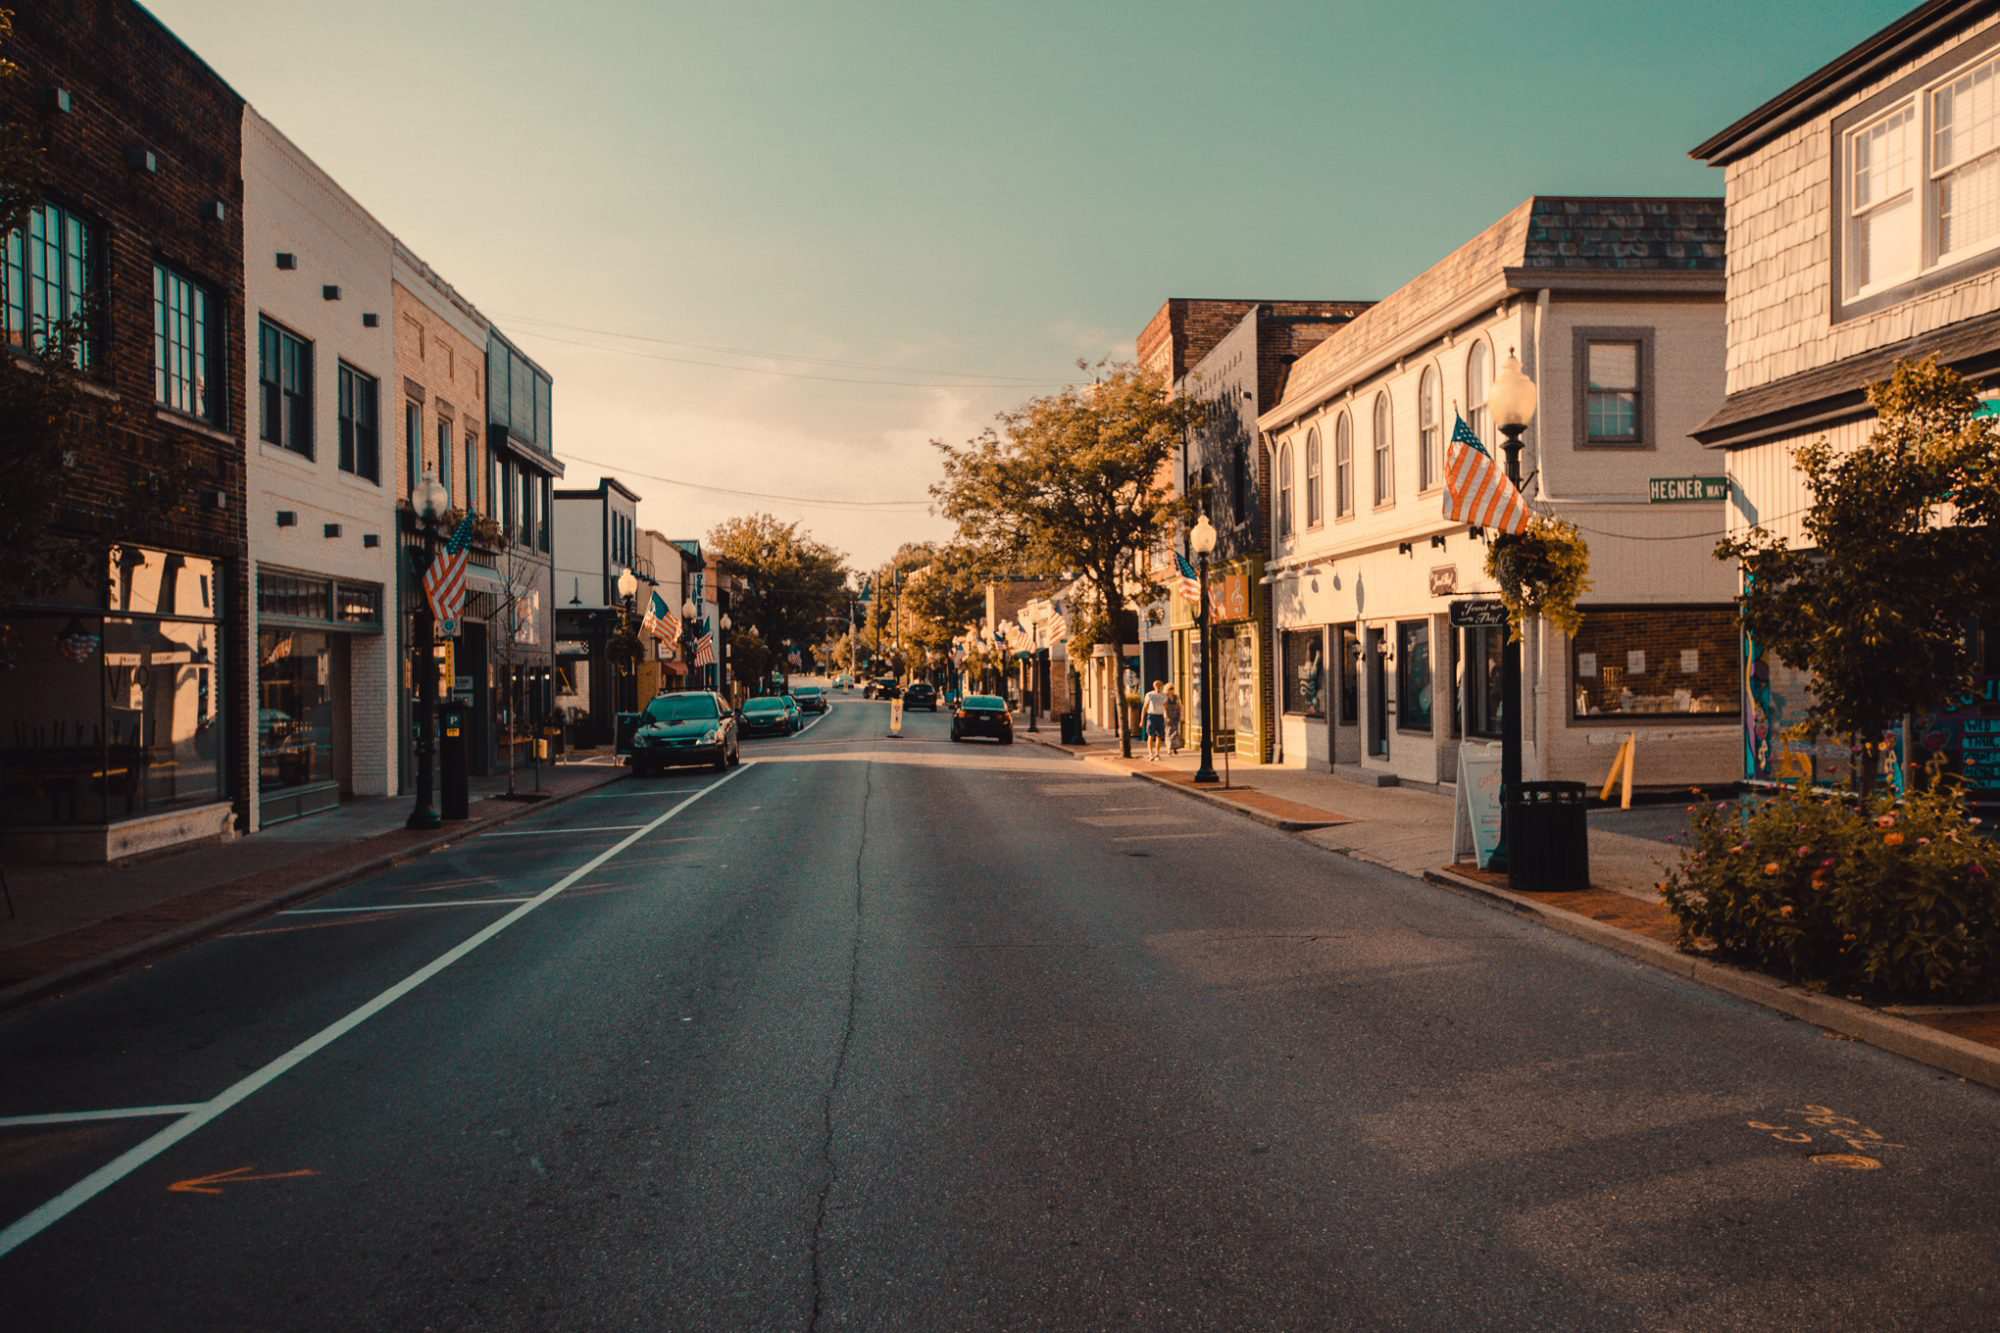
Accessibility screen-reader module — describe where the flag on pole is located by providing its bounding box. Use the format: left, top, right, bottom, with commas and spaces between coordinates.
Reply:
1444, 415, 1534, 534
1046, 612, 1070, 642
422, 513, 477, 624
644, 591, 677, 643
692, 619, 716, 667
1172, 552, 1204, 606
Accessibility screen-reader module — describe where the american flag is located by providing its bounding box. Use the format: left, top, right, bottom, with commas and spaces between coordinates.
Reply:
422, 513, 477, 622
1046, 612, 1070, 642
1443, 415, 1533, 535
1172, 552, 1203, 606
692, 620, 716, 667
644, 591, 677, 643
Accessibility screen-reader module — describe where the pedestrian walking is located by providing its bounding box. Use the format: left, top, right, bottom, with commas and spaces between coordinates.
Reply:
1142, 679, 1170, 761
1164, 683, 1182, 755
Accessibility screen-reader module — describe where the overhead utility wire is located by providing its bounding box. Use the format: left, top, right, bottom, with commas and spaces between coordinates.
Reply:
562, 452, 934, 511
506, 328, 1067, 391
492, 312, 1056, 384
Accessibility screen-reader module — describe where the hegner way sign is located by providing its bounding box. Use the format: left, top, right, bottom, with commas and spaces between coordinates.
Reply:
1648, 475, 1729, 503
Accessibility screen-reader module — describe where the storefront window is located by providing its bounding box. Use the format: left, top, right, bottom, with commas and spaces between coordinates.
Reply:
258, 629, 331, 796
1572, 608, 1741, 718
1283, 629, 1325, 718
1337, 625, 1359, 724
1397, 619, 1432, 731
1462, 625, 1504, 739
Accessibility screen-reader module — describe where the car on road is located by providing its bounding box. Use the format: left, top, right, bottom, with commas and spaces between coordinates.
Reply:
629, 691, 739, 774
792, 684, 829, 713
832, 674, 853, 690
865, 677, 901, 700
950, 694, 1013, 744
738, 695, 800, 737
903, 682, 939, 712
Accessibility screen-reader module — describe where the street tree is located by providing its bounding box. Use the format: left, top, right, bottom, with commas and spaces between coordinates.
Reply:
934, 364, 1194, 756
1719, 356, 2000, 800
706, 513, 850, 675
902, 541, 989, 666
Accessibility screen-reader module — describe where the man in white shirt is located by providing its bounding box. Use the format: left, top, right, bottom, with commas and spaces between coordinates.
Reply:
1141, 680, 1171, 761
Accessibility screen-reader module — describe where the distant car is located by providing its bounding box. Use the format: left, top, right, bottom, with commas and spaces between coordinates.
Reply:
738, 695, 799, 737
951, 694, 1013, 744
832, 674, 853, 690
629, 691, 739, 774
792, 685, 829, 713
866, 677, 901, 700
903, 682, 939, 712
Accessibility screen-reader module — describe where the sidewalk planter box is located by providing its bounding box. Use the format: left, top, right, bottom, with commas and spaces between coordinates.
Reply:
1509, 782, 1589, 892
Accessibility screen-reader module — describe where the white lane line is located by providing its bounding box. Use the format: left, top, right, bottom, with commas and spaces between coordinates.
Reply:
1111, 832, 1218, 842
0, 761, 755, 1259
477, 824, 646, 837
0, 1106, 204, 1129
795, 704, 833, 735
584, 788, 713, 800
276, 899, 534, 916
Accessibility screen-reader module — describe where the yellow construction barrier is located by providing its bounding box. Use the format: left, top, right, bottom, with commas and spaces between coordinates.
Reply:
1599, 732, 1636, 809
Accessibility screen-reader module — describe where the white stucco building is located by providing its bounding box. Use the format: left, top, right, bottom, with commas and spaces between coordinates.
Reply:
1259, 197, 1739, 791
241, 107, 399, 826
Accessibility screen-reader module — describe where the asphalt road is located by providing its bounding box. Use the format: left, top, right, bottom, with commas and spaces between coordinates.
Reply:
2, 694, 1997, 1330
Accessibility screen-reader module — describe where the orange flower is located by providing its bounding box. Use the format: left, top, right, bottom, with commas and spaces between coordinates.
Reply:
1780, 905, 1795, 917
1883, 832, 1905, 847
1763, 861, 1782, 875
1876, 814, 1896, 829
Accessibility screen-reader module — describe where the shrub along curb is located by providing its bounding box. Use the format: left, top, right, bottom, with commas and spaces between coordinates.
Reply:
1421, 865, 2000, 1093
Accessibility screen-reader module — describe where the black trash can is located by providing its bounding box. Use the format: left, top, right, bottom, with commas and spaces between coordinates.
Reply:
1508, 781, 1590, 892
438, 700, 470, 822
1060, 710, 1085, 745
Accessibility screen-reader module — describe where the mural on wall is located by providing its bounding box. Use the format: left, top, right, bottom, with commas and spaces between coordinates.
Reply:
1913, 619, 2000, 810
1743, 631, 1903, 793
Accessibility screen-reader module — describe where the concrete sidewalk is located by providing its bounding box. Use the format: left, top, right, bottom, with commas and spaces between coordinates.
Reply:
0, 761, 624, 1012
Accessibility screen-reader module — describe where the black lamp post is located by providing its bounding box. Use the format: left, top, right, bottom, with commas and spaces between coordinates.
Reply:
407, 471, 448, 830
1191, 512, 1220, 784
1486, 352, 1540, 874
719, 613, 732, 700
616, 566, 638, 714
681, 597, 700, 693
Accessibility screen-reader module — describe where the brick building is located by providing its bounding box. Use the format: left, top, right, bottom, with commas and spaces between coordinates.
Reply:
1, 0, 249, 859
1260, 198, 1738, 791
1691, 0, 2000, 810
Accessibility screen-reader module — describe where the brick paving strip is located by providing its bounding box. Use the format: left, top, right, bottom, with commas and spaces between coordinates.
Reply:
1018, 728, 2000, 1090
0, 768, 624, 1016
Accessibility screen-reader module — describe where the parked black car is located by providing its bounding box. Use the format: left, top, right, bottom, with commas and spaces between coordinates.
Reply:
739, 695, 800, 737
903, 682, 939, 712
865, 677, 901, 700
950, 694, 1013, 744
629, 691, 739, 774
792, 684, 829, 713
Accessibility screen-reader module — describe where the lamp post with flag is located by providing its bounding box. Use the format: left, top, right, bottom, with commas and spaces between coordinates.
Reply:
408, 472, 461, 830
1444, 352, 1539, 871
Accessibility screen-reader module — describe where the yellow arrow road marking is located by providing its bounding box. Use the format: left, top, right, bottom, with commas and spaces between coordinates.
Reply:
168, 1166, 319, 1195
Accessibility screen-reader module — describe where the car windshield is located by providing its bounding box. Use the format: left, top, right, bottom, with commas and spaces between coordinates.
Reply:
743, 698, 787, 713
793, 687, 822, 697
645, 694, 719, 724
963, 696, 1005, 709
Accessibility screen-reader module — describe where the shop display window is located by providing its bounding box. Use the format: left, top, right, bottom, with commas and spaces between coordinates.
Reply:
1572, 608, 1740, 718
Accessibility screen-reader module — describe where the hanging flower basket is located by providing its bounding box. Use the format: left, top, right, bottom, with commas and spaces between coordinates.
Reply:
1486, 516, 1591, 641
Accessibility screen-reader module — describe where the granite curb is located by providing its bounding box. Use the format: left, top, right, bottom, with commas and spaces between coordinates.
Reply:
1419, 865, 2000, 1094
0, 769, 626, 1018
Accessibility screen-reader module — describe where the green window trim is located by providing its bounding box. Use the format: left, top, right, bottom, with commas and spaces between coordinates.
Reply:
3, 200, 99, 368
154, 262, 223, 424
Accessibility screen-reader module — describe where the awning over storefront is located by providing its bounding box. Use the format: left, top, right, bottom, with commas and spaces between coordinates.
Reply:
465, 564, 505, 596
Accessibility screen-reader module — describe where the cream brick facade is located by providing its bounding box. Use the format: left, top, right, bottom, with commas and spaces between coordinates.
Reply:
241, 107, 400, 828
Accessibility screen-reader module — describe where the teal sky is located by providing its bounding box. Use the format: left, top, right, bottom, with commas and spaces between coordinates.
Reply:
151, 0, 1913, 566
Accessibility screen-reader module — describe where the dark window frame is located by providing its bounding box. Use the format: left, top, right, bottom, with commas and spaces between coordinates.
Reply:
337, 362, 380, 484
3, 198, 101, 369
1568, 603, 1743, 723
1572, 327, 1656, 450
1396, 618, 1433, 733
153, 260, 225, 425
257, 316, 313, 457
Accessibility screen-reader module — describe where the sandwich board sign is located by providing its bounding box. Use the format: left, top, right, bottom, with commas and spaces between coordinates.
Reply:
1453, 742, 1504, 869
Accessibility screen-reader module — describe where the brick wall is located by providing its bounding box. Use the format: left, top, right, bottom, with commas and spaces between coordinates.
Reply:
6, 0, 251, 828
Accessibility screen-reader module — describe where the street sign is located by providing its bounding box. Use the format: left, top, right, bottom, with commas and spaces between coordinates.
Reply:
1449, 599, 1508, 628
1648, 475, 1729, 503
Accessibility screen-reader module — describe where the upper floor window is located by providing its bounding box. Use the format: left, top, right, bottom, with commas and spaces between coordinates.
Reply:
1584, 339, 1644, 443
1371, 392, 1393, 507
1466, 340, 1493, 447
1933, 54, 2000, 264
257, 318, 312, 457
404, 400, 422, 497
540, 477, 552, 553
3, 201, 98, 368
464, 425, 480, 515
338, 363, 380, 483
1276, 441, 1294, 540
1334, 412, 1354, 518
154, 262, 223, 423
1849, 103, 1920, 297
1304, 428, 1323, 527
437, 415, 453, 505
1417, 366, 1441, 491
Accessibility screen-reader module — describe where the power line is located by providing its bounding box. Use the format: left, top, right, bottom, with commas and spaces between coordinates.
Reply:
563, 452, 935, 511
492, 312, 1057, 385
505, 327, 1066, 391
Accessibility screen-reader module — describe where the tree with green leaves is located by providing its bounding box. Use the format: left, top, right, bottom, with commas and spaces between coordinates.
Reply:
1719, 356, 2000, 800
706, 513, 850, 679
902, 541, 989, 664
934, 365, 1194, 756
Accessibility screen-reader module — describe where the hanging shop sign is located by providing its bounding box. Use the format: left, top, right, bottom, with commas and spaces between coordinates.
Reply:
1429, 565, 1458, 597
1449, 598, 1508, 629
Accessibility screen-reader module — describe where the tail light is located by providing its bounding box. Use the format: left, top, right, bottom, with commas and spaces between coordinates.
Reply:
955, 708, 968, 718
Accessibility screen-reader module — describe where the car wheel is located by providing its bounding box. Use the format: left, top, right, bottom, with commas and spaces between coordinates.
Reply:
999, 732, 1014, 745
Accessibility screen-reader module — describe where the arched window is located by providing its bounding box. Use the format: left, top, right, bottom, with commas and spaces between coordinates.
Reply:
1277, 440, 1295, 540
1418, 366, 1441, 491
1466, 339, 1493, 446
1334, 412, 1353, 518
1372, 391, 1393, 507
1304, 427, 1323, 527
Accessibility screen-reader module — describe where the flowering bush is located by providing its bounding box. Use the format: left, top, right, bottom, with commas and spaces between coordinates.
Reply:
1661, 780, 1999, 1000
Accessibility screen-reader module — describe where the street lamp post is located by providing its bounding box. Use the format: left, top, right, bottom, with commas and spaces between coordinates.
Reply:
1191, 513, 1219, 784
407, 471, 449, 830
682, 597, 699, 693
616, 566, 638, 715
719, 613, 732, 701
1487, 352, 1540, 874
